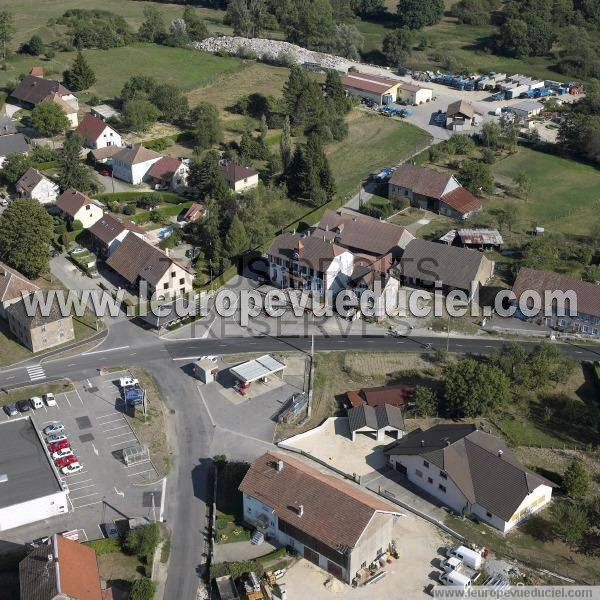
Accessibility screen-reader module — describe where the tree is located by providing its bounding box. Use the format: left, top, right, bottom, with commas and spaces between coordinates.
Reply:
63, 50, 97, 91
183, 6, 209, 41
563, 460, 589, 498
138, 6, 166, 43
382, 28, 414, 67
0, 153, 33, 186
284, 0, 336, 51
121, 75, 157, 103
150, 83, 189, 124
189, 102, 223, 150
0, 199, 53, 277
225, 214, 250, 258
30, 101, 70, 137
331, 23, 363, 61
582, 264, 600, 284
397, 0, 444, 29
451, 0, 494, 25
21, 34, 44, 56
0, 11, 15, 62
457, 160, 494, 195
324, 71, 349, 113
496, 205, 519, 232
122, 99, 161, 132
352, 0, 386, 16
279, 115, 293, 172
480, 121, 502, 149
552, 502, 590, 544
514, 171, 532, 200
259, 114, 268, 140
130, 578, 156, 600
58, 131, 96, 193
441, 358, 511, 418
413, 386, 437, 416
187, 151, 228, 199
226, 0, 266, 37
496, 18, 530, 57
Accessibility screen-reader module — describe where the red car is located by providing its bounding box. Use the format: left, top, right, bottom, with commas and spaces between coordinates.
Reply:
55, 454, 78, 469
48, 439, 69, 453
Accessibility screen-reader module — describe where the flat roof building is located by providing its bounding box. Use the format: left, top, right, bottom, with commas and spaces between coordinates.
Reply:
0, 417, 68, 532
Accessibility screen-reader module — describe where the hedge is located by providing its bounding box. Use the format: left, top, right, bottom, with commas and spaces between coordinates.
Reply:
93, 191, 184, 204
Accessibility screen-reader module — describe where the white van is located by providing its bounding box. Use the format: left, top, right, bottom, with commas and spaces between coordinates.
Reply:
446, 545, 483, 570
29, 396, 43, 410
439, 570, 472, 589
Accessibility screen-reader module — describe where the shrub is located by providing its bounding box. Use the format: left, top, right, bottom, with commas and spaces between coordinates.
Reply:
129, 577, 155, 600
563, 460, 589, 498
84, 538, 121, 555
552, 502, 590, 544
122, 204, 136, 216
124, 523, 160, 564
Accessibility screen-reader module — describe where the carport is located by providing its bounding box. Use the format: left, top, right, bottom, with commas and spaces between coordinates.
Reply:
229, 354, 286, 395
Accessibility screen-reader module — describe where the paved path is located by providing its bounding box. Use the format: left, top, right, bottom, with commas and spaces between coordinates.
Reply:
213, 540, 276, 563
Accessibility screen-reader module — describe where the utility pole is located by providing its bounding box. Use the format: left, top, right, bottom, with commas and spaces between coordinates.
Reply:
307, 333, 314, 417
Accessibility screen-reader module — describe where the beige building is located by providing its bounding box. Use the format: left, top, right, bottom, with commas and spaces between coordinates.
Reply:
16, 168, 59, 205
106, 233, 194, 300
219, 161, 259, 193
56, 188, 104, 229
397, 82, 433, 105
240, 452, 401, 583
0, 261, 40, 319
341, 72, 402, 105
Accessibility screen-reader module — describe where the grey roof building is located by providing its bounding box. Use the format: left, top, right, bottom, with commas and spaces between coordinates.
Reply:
385, 424, 556, 532
0, 116, 17, 136
0, 133, 29, 160
347, 404, 404, 441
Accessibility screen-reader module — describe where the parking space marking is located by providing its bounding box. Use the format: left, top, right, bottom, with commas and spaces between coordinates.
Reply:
80, 529, 88, 542
74, 388, 84, 406
112, 439, 136, 447
74, 500, 103, 510
102, 425, 129, 433
106, 432, 135, 439
61, 393, 72, 408
98, 417, 124, 425
71, 492, 100, 501
127, 469, 153, 477
97, 411, 121, 419
68, 483, 95, 492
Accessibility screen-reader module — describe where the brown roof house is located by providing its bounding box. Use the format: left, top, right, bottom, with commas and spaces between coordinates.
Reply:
10, 75, 78, 111
385, 424, 556, 533
346, 383, 416, 409
148, 156, 189, 193
20, 533, 102, 600
267, 233, 354, 298
16, 167, 59, 205
111, 144, 162, 185
445, 99, 482, 130
182, 202, 205, 223
388, 164, 482, 219
511, 267, 600, 337
6, 293, 75, 353
219, 161, 259, 193
88, 213, 148, 257
56, 188, 104, 229
106, 233, 193, 300
240, 452, 401, 583
395, 238, 494, 299
0, 260, 40, 319
76, 113, 122, 150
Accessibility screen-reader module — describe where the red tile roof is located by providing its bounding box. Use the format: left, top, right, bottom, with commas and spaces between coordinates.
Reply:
440, 187, 482, 216
341, 74, 395, 95
148, 155, 182, 181
268, 233, 348, 272
347, 383, 416, 408
55, 535, 102, 600
0, 260, 40, 304
76, 113, 111, 142
239, 452, 395, 551
183, 202, 204, 221
389, 164, 453, 199
88, 213, 146, 245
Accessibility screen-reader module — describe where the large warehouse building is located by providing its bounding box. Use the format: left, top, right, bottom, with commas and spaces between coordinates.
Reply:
0, 417, 69, 531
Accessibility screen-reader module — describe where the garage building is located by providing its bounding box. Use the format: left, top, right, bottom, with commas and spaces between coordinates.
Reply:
511, 100, 544, 120
0, 417, 69, 532
341, 72, 402, 105
347, 404, 404, 441
397, 82, 433, 105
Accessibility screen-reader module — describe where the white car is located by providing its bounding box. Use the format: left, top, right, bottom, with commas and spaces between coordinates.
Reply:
61, 462, 83, 475
118, 377, 139, 388
51, 448, 73, 460
43, 393, 57, 407
29, 396, 43, 409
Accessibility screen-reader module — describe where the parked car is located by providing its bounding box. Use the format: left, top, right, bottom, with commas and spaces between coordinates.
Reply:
118, 376, 139, 388
51, 447, 74, 461
3, 404, 18, 416
16, 399, 30, 412
43, 422, 65, 435
43, 393, 57, 407
55, 454, 78, 468
61, 462, 83, 475
46, 433, 67, 444
48, 439, 70, 453
29, 396, 43, 410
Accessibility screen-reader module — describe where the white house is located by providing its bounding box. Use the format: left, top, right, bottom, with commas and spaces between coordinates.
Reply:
56, 188, 104, 229
267, 233, 354, 298
111, 144, 162, 185
16, 168, 59, 204
385, 424, 556, 533
76, 113, 122, 149
219, 161, 259, 193
88, 213, 148, 257
147, 156, 189, 193
240, 452, 401, 584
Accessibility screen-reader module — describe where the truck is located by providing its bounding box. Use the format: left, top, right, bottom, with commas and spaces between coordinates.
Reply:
123, 385, 144, 406
439, 570, 472, 589
440, 556, 479, 581
445, 545, 484, 570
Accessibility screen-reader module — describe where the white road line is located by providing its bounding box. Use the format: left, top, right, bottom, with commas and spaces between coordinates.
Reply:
67, 363, 77, 367
102, 425, 129, 433
74, 388, 84, 406
74, 500, 103, 510
81, 345, 130, 356
127, 469, 153, 477
98, 417, 124, 425
66, 477, 92, 484
97, 412, 120, 419
66, 495, 74, 511
70, 492, 100, 501
111, 439, 136, 447
80, 528, 88, 542
68, 483, 96, 492
106, 432, 135, 439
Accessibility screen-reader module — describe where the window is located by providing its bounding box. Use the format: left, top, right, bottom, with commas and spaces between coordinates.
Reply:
427, 477, 433, 484
438, 484, 446, 493
415, 469, 423, 478
85, 205, 90, 211
171, 271, 176, 278
439, 471, 447, 479
423, 460, 429, 468
179, 278, 184, 285
164, 283, 169, 289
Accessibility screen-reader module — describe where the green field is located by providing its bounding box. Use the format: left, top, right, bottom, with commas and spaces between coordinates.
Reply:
490, 147, 600, 238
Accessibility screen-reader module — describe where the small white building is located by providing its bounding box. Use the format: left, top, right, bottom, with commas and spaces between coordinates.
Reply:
219, 161, 259, 193
91, 104, 120, 122
511, 100, 544, 120
0, 417, 69, 532
397, 82, 433, 105
385, 424, 556, 533
16, 167, 59, 204
56, 187, 104, 229
111, 144, 162, 185
76, 113, 122, 149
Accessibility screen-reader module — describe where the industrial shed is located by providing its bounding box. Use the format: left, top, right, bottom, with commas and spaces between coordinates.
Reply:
341, 72, 402, 105
397, 82, 433, 105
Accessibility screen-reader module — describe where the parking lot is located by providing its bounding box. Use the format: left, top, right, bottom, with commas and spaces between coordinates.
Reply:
0, 370, 165, 547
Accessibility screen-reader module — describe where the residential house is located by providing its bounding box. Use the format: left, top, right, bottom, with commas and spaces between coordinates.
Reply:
388, 164, 482, 219
511, 267, 600, 337
182, 202, 205, 223
384, 424, 556, 533
111, 144, 162, 185
314, 209, 414, 260
88, 213, 148, 257
346, 383, 415, 409
49, 94, 79, 127
6, 295, 75, 353
439, 228, 503, 251
91, 104, 120, 122
56, 188, 104, 228
445, 100, 482, 130
19, 533, 102, 600
106, 233, 193, 300
0, 116, 17, 136
219, 162, 259, 193
0, 133, 30, 167
76, 113, 122, 149
0, 261, 40, 319
397, 82, 433, 105
10, 75, 78, 111
347, 404, 404, 442
394, 238, 494, 298
29, 66, 44, 77
16, 167, 59, 204
240, 451, 401, 583
267, 233, 354, 297
147, 156, 189, 193
511, 100, 544, 120
340, 72, 402, 105
89, 146, 121, 165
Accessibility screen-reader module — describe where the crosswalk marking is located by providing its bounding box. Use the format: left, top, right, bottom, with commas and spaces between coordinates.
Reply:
26, 365, 46, 381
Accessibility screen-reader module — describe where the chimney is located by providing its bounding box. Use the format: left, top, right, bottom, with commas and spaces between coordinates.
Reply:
296, 240, 304, 257
497, 449, 503, 457
298, 504, 304, 518
276, 459, 283, 472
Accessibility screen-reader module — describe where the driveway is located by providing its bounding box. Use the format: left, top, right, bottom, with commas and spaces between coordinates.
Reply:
92, 171, 144, 194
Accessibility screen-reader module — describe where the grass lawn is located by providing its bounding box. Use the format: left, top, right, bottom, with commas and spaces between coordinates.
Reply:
491, 147, 600, 239
0, 379, 73, 408
215, 460, 252, 544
